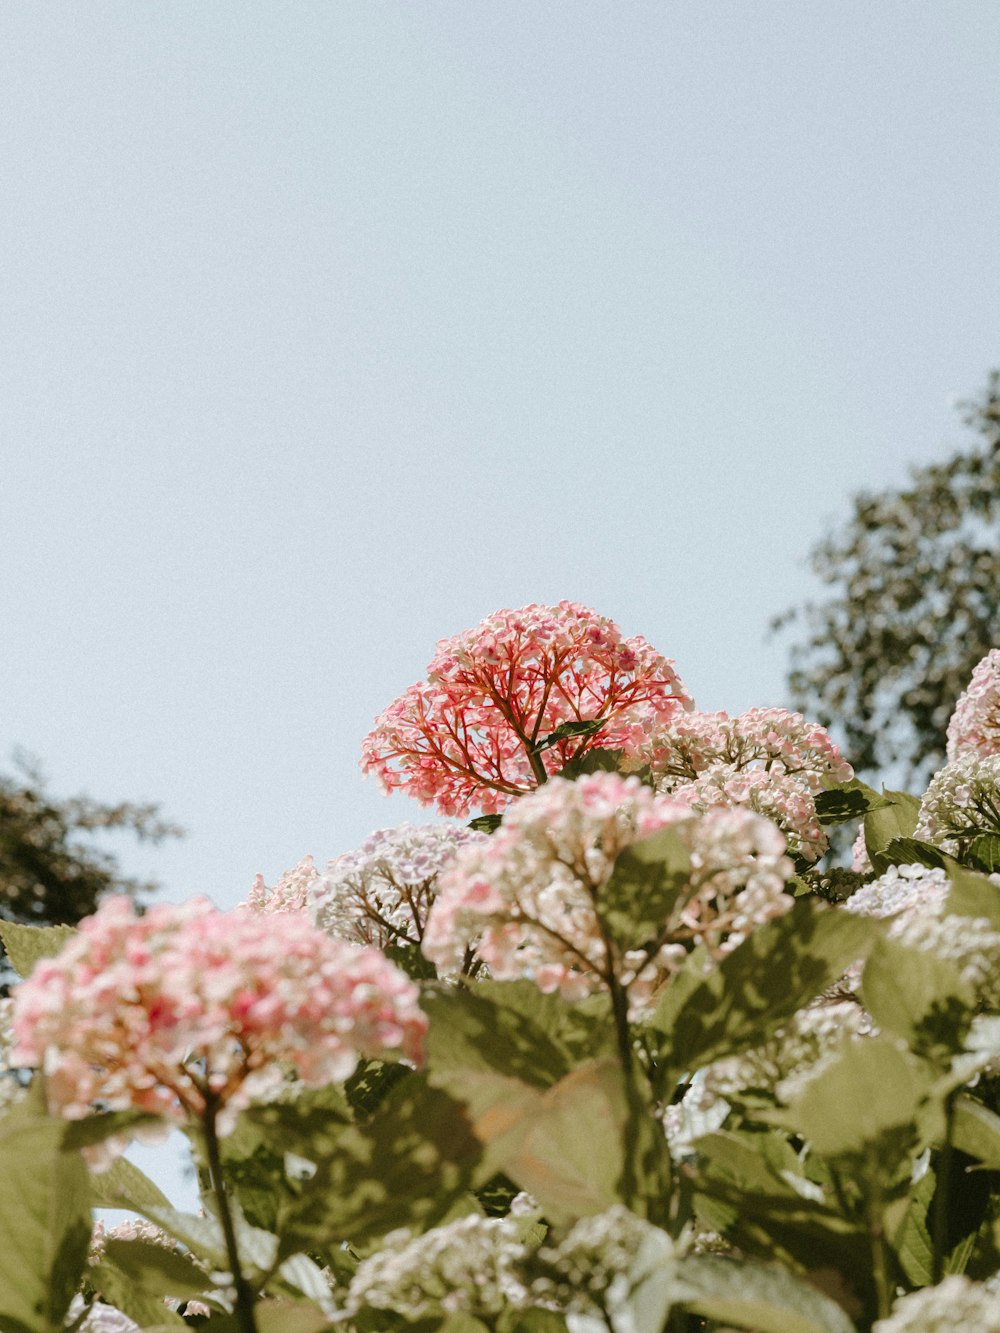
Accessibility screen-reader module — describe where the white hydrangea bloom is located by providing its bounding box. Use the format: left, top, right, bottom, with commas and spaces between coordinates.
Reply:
845, 863, 1000, 1006
311, 823, 485, 953
527, 1206, 675, 1321
0, 998, 25, 1114
915, 754, 1000, 855
873, 1275, 1000, 1332
65, 1297, 139, 1333
245, 855, 319, 913
346, 1214, 527, 1320
947, 649, 1000, 762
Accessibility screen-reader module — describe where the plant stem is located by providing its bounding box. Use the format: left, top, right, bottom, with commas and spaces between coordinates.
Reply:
932, 1094, 956, 1284
201, 1100, 259, 1333
865, 1155, 893, 1324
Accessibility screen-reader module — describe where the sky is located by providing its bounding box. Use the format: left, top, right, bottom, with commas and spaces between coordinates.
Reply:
2, 0, 998, 1218
3, 3, 999, 915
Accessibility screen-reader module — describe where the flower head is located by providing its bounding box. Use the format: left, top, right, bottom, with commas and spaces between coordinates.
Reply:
11, 896, 426, 1150
947, 649, 1000, 761
637, 707, 852, 861
311, 822, 485, 957
915, 754, 1000, 856
361, 602, 692, 816
873, 1275, 1000, 1332
245, 855, 319, 914
422, 771, 792, 1003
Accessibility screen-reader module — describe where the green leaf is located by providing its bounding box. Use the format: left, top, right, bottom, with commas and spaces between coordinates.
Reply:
861, 937, 974, 1060
0, 1099, 92, 1332
483, 1058, 630, 1224
468, 813, 502, 834
423, 982, 581, 1089
778, 1037, 934, 1162
674, 1254, 855, 1333
968, 833, 1000, 873
87, 1258, 189, 1329
946, 862, 1000, 930
87, 1151, 174, 1212
891, 1164, 936, 1286
383, 943, 438, 980
101, 1237, 210, 1301
280, 1076, 480, 1251
599, 826, 691, 954
815, 780, 892, 826
876, 836, 949, 871
864, 788, 921, 865
647, 898, 878, 1087
555, 746, 626, 779
531, 717, 607, 754
0, 920, 76, 979
952, 1095, 1000, 1169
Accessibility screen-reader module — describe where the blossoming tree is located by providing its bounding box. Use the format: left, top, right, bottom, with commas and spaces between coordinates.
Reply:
4, 601, 1000, 1333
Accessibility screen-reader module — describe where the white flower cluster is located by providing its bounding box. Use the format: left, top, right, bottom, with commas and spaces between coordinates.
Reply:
345, 1213, 527, 1320
845, 864, 1000, 1006
526, 1206, 675, 1320
245, 855, 319, 913
65, 1297, 139, 1333
947, 648, 1000, 762
915, 754, 1000, 855
873, 1275, 1000, 1332
311, 822, 484, 952
0, 998, 25, 1115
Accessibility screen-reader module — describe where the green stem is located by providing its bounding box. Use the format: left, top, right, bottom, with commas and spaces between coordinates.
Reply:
865, 1156, 893, 1324
932, 1094, 956, 1284
202, 1101, 259, 1333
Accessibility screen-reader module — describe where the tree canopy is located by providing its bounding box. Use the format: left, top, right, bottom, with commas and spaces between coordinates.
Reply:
0, 753, 181, 985
773, 372, 1000, 782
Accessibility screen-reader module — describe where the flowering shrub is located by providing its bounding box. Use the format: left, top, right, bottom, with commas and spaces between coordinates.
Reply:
2, 616, 1000, 1333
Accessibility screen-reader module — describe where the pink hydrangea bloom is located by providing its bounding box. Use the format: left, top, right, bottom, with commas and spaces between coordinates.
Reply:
11, 896, 426, 1149
636, 707, 852, 861
946, 648, 1000, 761
361, 602, 692, 816
422, 772, 792, 1004
245, 854, 319, 913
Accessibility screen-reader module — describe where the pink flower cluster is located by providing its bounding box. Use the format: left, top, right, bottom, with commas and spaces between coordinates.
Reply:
245, 854, 320, 913
361, 602, 692, 816
636, 707, 852, 860
11, 896, 426, 1144
421, 772, 792, 1003
946, 649, 1000, 762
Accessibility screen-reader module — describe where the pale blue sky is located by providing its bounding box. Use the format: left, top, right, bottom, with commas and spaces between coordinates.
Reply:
3, 3, 999, 920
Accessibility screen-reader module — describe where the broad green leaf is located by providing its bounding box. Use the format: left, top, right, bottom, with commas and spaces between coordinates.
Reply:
468, 813, 502, 834
87, 1151, 174, 1211
0, 920, 76, 978
0, 1098, 92, 1331
946, 862, 1000, 930
815, 780, 892, 826
861, 938, 974, 1060
493, 1059, 629, 1223
865, 789, 920, 867
674, 1254, 855, 1333
599, 826, 691, 954
968, 833, 1000, 873
532, 717, 607, 754
555, 746, 626, 779
778, 1037, 934, 1161
87, 1259, 189, 1329
281, 1077, 480, 1251
498, 1312, 566, 1332
876, 836, 948, 870
63, 1107, 162, 1151
101, 1237, 211, 1301
952, 1095, 1000, 1169
647, 898, 878, 1087
423, 982, 591, 1089
891, 1165, 935, 1286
